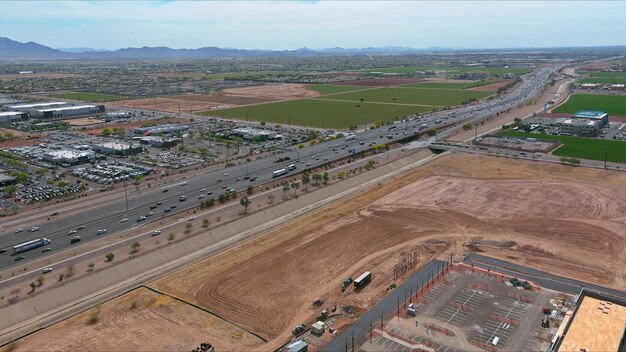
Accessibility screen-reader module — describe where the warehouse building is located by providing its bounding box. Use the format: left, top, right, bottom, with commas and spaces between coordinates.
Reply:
231, 127, 280, 141
551, 288, 626, 352
4, 101, 67, 111
134, 124, 189, 135
572, 110, 608, 126
610, 84, 625, 91
36, 105, 105, 119
0, 111, 29, 123
92, 142, 143, 156
135, 136, 180, 148
42, 149, 95, 165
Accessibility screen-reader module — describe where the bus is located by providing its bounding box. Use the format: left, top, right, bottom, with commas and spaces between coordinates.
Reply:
272, 168, 288, 178
354, 271, 372, 288
13, 238, 51, 254
345, 134, 356, 141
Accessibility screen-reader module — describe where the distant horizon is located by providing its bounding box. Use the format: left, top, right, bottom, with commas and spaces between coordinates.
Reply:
1, 1, 626, 50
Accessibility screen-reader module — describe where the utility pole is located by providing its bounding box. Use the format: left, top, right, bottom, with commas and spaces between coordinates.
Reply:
604, 146, 608, 169
474, 123, 479, 142
123, 179, 129, 212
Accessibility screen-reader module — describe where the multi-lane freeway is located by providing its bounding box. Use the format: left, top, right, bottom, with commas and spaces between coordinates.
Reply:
0, 64, 562, 270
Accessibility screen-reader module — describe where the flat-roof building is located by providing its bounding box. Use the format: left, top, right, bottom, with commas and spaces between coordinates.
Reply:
133, 124, 189, 135
559, 118, 601, 137
610, 84, 625, 91
572, 110, 608, 126
42, 149, 95, 165
0, 111, 29, 123
231, 128, 279, 141
135, 136, 180, 148
36, 105, 105, 119
92, 142, 143, 156
553, 289, 626, 352
0, 173, 17, 187
4, 102, 67, 111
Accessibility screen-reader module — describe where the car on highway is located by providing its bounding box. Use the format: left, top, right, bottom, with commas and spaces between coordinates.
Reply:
14, 255, 26, 261
163, 208, 172, 213
51, 211, 59, 216
156, 201, 163, 206
201, 188, 207, 192
179, 195, 187, 202
150, 205, 158, 209
120, 218, 128, 223
223, 173, 229, 176
146, 211, 154, 216
77, 225, 85, 230
41, 247, 52, 253
42, 267, 53, 274
162, 189, 169, 193
29, 227, 40, 232
207, 191, 213, 195
97, 229, 107, 235
137, 216, 146, 222
68, 230, 77, 235
15, 228, 24, 233
198, 194, 205, 199
70, 236, 81, 244
217, 179, 222, 183
170, 205, 177, 209
180, 181, 188, 186
0, 249, 6, 254
151, 230, 161, 237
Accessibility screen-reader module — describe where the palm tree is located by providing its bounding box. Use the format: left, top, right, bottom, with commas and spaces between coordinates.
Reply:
282, 183, 290, 199
301, 174, 310, 191
290, 182, 300, 197
240, 196, 251, 214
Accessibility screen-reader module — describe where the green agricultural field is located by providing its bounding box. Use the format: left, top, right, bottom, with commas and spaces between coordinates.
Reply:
553, 94, 626, 117
589, 72, 626, 78
399, 80, 496, 90
497, 131, 626, 163
206, 98, 432, 129
579, 77, 626, 84
50, 92, 126, 101
319, 87, 493, 107
368, 66, 531, 75
307, 84, 369, 95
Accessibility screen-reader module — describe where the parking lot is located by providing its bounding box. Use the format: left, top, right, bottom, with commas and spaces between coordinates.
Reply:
361, 268, 570, 352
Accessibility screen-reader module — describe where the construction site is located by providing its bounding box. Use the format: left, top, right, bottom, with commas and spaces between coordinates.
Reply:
6, 153, 626, 351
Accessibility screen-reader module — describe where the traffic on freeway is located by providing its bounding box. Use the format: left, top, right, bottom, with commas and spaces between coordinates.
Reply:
0, 64, 562, 271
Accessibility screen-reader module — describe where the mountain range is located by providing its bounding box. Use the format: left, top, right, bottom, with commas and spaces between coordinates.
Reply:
0, 37, 449, 60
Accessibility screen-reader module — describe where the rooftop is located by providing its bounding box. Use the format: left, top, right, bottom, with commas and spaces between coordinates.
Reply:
562, 118, 600, 127
43, 149, 94, 159
559, 296, 626, 352
38, 105, 98, 113
573, 110, 608, 119
8, 102, 66, 109
0, 111, 26, 116
95, 142, 137, 150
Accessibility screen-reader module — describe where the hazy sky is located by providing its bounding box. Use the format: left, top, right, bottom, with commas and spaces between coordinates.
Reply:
1, 1, 625, 50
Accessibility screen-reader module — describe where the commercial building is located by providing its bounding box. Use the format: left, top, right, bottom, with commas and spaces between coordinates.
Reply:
572, 110, 608, 126
0, 173, 17, 187
133, 124, 189, 135
286, 340, 308, 352
36, 105, 105, 119
551, 289, 626, 352
610, 84, 626, 91
92, 142, 143, 156
4, 102, 67, 112
558, 118, 601, 137
42, 149, 95, 165
135, 136, 180, 148
231, 127, 280, 141
0, 111, 29, 123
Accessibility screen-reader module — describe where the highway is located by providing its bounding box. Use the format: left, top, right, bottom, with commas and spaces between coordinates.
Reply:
0, 64, 562, 270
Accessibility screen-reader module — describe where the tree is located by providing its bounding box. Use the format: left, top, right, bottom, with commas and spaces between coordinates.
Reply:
322, 172, 329, 184
101, 128, 112, 136
282, 183, 290, 199
427, 128, 438, 136
301, 174, 310, 191
9, 204, 19, 214
290, 182, 299, 196
168, 232, 176, 241
247, 185, 253, 195
185, 222, 192, 234
2, 184, 17, 197
463, 122, 472, 130
105, 252, 114, 262
218, 194, 226, 204
337, 171, 345, 179
202, 218, 210, 228
87, 263, 95, 272
29, 282, 36, 294
36, 276, 45, 287
10, 172, 28, 184
240, 196, 251, 214
312, 173, 322, 185
130, 241, 140, 254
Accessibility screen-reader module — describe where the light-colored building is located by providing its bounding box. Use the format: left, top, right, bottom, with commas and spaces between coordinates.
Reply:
4, 102, 67, 111
36, 105, 105, 119
579, 83, 598, 89
572, 110, 608, 126
42, 149, 95, 165
134, 136, 180, 148
92, 142, 143, 156
610, 84, 625, 91
558, 118, 601, 137
0, 111, 28, 123
231, 128, 279, 140
134, 124, 189, 135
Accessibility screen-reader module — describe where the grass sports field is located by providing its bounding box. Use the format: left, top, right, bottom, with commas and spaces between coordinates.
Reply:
307, 84, 369, 95
498, 131, 626, 163
553, 94, 626, 116
207, 98, 432, 129
367, 66, 531, 75
209, 84, 495, 128
50, 92, 126, 101
578, 72, 626, 84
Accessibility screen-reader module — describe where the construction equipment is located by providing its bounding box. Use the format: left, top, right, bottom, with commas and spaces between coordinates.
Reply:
292, 324, 306, 336
316, 309, 328, 321
342, 277, 353, 291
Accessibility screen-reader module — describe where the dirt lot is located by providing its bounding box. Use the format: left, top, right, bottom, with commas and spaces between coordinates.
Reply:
151, 154, 626, 350
168, 93, 275, 105
10, 287, 264, 351
223, 83, 320, 100
12, 154, 626, 351
333, 78, 426, 86
65, 117, 105, 126
113, 97, 222, 114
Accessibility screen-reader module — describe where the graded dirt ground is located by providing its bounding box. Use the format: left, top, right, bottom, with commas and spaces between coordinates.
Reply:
151, 154, 626, 350
333, 78, 426, 86
10, 287, 264, 352
12, 154, 626, 351
222, 83, 320, 100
